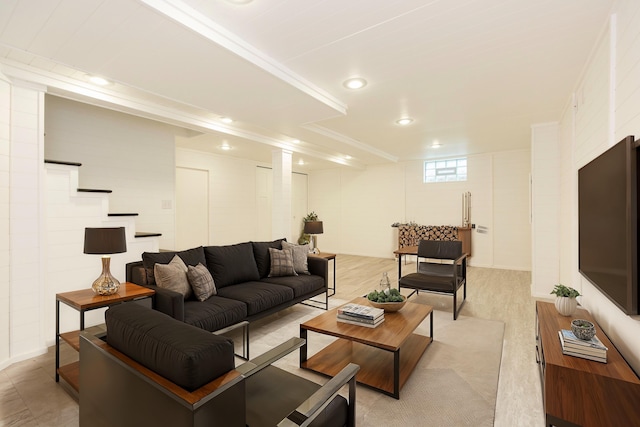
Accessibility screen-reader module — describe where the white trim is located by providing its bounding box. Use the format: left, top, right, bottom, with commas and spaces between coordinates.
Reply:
139, 0, 347, 115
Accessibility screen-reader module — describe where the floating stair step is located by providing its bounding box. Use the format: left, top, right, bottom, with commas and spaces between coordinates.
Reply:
135, 232, 162, 238
108, 213, 139, 217
77, 188, 112, 194
44, 159, 82, 167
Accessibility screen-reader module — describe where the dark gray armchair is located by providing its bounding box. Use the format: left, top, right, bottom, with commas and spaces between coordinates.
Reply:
398, 239, 467, 320
80, 302, 359, 427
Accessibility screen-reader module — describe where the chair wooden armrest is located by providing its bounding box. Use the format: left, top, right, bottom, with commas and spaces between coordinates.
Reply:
278, 363, 360, 427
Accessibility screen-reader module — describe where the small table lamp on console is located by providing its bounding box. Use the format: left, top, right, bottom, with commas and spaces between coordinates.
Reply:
84, 227, 127, 295
304, 221, 324, 254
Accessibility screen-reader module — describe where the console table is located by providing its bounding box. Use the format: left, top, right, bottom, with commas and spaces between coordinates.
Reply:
535, 301, 640, 426
56, 282, 154, 392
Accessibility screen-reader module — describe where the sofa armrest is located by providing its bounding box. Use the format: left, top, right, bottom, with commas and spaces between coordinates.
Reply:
307, 256, 328, 288
279, 363, 360, 427
147, 284, 185, 322
236, 337, 305, 378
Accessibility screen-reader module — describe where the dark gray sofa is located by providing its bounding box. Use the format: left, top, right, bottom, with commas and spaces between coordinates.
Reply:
126, 239, 328, 337
80, 303, 358, 427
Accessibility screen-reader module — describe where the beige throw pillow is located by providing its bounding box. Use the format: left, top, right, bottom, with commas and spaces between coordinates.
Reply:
268, 247, 297, 277
282, 241, 310, 275
187, 263, 216, 301
154, 255, 192, 299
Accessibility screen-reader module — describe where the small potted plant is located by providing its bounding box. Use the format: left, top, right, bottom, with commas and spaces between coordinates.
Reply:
550, 284, 580, 316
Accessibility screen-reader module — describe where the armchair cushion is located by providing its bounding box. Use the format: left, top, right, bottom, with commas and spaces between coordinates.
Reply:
245, 366, 348, 427
105, 302, 234, 391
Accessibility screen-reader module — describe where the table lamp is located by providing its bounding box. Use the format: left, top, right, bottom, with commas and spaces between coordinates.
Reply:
84, 227, 127, 295
303, 221, 323, 254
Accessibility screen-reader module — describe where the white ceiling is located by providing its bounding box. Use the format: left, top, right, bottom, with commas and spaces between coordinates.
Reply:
0, 0, 613, 170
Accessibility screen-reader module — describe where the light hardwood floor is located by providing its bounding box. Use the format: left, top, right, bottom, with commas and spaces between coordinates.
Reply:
0, 254, 545, 426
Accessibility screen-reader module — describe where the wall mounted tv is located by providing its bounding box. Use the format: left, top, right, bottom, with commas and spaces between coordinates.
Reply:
578, 135, 638, 315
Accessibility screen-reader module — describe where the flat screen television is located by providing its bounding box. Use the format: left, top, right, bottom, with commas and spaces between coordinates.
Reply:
578, 135, 638, 315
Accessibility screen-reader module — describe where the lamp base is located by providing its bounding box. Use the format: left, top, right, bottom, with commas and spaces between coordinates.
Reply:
311, 235, 320, 254
92, 256, 121, 295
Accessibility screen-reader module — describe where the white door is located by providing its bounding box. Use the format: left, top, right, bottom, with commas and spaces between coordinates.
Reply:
176, 167, 209, 250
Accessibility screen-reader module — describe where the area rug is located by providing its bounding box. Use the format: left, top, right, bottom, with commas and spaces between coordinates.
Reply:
234, 297, 505, 427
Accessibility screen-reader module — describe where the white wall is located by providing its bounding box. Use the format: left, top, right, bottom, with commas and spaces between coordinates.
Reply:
308, 150, 531, 270
531, 123, 560, 297
554, 0, 640, 373
44, 95, 177, 250
0, 74, 11, 367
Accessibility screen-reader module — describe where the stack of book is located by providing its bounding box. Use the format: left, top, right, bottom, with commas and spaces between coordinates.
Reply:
337, 303, 385, 328
558, 329, 608, 363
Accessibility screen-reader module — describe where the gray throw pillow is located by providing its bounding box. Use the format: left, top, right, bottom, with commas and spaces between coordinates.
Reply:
154, 255, 192, 299
282, 241, 310, 275
268, 247, 297, 277
187, 263, 216, 301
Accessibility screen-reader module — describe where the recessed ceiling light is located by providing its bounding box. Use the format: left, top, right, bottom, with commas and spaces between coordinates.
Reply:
343, 77, 367, 90
432, 141, 441, 148
345, 155, 352, 160
396, 118, 414, 126
219, 142, 232, 151
220, 117, 233, 124
87, 75, 111, 86
291, 139, 300, 144
298, 159, 305, 165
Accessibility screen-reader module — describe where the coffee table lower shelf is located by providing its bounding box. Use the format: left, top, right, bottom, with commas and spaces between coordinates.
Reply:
301, 333, 431, 399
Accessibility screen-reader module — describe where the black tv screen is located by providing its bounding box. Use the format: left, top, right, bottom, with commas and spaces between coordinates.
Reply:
578, 135, 638, 315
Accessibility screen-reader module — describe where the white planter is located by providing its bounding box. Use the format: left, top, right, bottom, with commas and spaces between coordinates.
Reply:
555, 296, 578, 316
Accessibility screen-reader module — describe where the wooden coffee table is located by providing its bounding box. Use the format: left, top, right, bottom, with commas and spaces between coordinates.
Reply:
300, 297, 433, 399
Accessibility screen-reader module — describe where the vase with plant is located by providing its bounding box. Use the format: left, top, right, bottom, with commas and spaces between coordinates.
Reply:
550, 284, 580, 316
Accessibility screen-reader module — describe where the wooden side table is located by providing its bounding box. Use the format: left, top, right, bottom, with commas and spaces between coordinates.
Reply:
309, 252, 336, 296
55, 282, 154, 392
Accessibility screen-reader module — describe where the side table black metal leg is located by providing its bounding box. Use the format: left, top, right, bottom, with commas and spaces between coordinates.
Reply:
55, 299, 60, 382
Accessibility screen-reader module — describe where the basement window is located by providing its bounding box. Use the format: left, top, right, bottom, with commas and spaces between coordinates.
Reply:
424, 158, 467, 183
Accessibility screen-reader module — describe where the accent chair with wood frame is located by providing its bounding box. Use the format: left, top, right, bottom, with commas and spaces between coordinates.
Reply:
79, 303, 358, 427
398, 239, 467, 320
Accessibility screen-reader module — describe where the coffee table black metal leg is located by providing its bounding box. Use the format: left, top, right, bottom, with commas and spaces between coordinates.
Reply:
394, 349, 400, 399
300, 327, 308, 365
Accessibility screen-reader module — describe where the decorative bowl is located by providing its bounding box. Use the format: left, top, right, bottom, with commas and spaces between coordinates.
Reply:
571, 319, 596, 340
368, 296, 407, 312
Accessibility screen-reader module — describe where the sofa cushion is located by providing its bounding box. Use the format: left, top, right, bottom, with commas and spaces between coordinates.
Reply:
204, 242, 260, 288
183, 296, 248, 332
216, 282, 294, 316
268, 247, 297, 277
142, 246, 206, 286
105, 302, 234, 392
154, 255, 192, 299
282, 241, 310, 275
252, 239, 285, 278
260, 274, 325, 298
187, 263, 216, 301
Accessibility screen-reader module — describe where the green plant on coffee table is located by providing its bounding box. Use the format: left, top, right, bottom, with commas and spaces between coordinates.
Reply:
550, 284, 580, 298
368, 288, 404, 303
